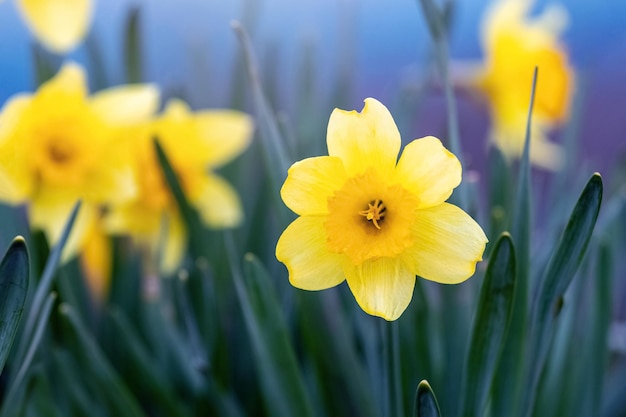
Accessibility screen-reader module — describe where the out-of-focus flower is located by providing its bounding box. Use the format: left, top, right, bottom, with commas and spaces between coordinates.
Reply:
16, 0, 94, 54
0, 62, 159, 258
276, 98, 487, 321
105, 99, 253, 274
80, 216, 112, 301
470, 0, 573, 169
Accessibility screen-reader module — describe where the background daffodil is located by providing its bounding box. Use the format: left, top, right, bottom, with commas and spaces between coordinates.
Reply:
0, 61, 159, 259
470, 0, 573, 169
276, 98, 488, 321
104, 98, 254, 274
16, 0, 94, 54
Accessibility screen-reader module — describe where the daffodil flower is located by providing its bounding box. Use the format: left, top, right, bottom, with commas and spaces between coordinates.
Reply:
0, 62, 159, 259
276, 98, 488, 321
16, 0, 94, 54
471, 0, 573, 169
105, 99, 253, 274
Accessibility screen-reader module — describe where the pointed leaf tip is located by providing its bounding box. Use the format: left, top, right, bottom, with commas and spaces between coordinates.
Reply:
415, 380, 441, 417
0, 236, 30, 373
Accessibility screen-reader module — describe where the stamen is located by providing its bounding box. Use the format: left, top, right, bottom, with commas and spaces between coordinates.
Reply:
358, 199, 386, 230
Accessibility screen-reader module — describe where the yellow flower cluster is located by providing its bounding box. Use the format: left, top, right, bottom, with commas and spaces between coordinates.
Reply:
471, 0, 574, 169
0, 62, 253, 289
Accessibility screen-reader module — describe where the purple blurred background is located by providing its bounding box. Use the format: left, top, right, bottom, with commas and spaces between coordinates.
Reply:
0, 0, 625, 180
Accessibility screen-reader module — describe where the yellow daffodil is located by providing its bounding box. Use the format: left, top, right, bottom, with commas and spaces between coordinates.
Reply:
105, 99, 253, 274
16, 0, 94, 54
276, 98, 487, 321
471, 0, 573, 169
0, 62, 159, 258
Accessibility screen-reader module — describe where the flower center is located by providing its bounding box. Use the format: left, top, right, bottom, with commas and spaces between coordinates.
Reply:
325, 169, 419, 265
358, 199, 386, 230
48, 139, 74, 165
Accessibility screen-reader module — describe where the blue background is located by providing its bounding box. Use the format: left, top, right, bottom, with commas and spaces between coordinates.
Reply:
0, 0, 625, 177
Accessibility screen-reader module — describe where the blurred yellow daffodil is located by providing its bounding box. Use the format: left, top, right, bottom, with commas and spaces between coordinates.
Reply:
0, 61, 159, 259
16, 0, 94, 54
276, 98, 487, 321
105, 99, 253, 274
471, 0, 573, 169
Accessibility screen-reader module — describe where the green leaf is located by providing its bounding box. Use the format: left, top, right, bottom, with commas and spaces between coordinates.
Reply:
417, 0, 445, 40
414, 380, 441, 417
581, 242, 612, 414
107, 308, 190, 417
225, 234, 314, 417
153, 138, 208, 263
512, 66, 536, 285
297, 292, 378, 417
461, 233, 516, 417
59, 304, 146, 417
533, 173, 602, 344
522, 173, 603, 417
231, 22, 292, 224
0, 292, 56, 417
0, 237, 29, 373
492, 67, 537, 417
124, 7, 142, 83
13, 201, 80, 366
487, 146, 511, 248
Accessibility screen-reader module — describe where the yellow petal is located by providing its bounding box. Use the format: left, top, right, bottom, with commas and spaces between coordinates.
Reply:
191, 108, 254, 168
490, 118, 564, 170
38, 62, 87, 99
80, 219, 112, 302
281, 156, 347, 216
90, 84, 160, 125
394, 136, 461, 209
158, 213, 186, 275
189, 173, 243, 228
104, 203, 163, 237
17, 0, 93, 53
343, 257, 415, 321
156, 99, 253, 169
404, 203, 487, 284
0, 95, 35, 203
276, 216, 345, 291
327, 98, 400, 178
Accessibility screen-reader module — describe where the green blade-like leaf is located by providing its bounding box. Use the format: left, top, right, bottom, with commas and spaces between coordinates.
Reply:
533, 173, 602, 325
0, 292, 56, 417
13, 201, 80, 366
231, 22, 292, 225
487, 146, 511, 248
225, 234, 314, 417
492, 67, 537, 417
107, 308, 190, 417
522, 173, 603, 417
59, 304, 146, 417
153, 138, 208, 263
414, 380, 441, 417
461, 233, 516, 417
298, 291, 378, 417
0, 237, 29, 373
124, 7, 142, 84
417, 0, 445, 40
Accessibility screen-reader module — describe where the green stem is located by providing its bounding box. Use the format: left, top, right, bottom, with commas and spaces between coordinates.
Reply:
383, 320, 403, 417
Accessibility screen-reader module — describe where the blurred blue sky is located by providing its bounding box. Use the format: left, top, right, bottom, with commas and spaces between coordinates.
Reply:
0, 0, 625, 175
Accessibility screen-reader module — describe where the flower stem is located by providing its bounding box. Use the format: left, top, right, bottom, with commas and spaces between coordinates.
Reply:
383, 320, 403, 417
